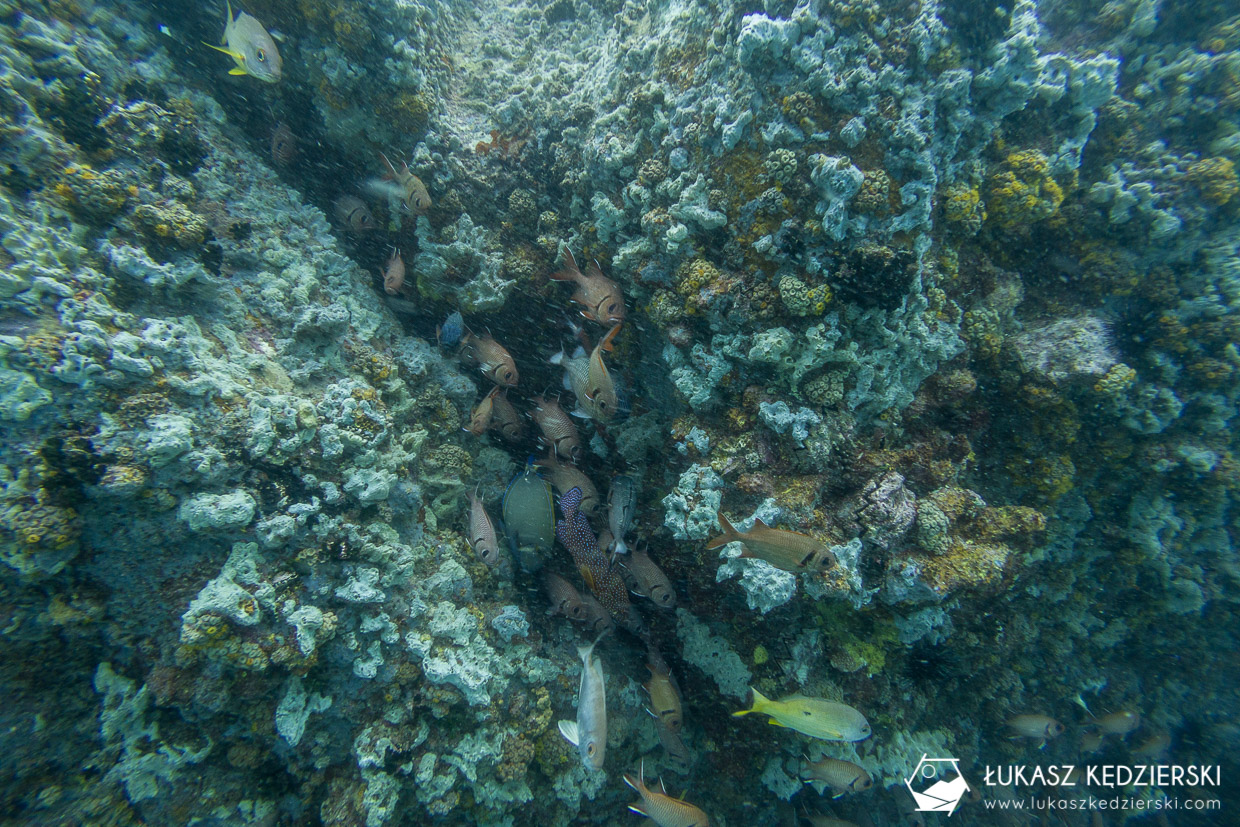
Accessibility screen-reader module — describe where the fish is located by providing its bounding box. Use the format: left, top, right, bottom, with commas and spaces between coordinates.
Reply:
607, 474, 638, 556
558, 635, 608, 771
733, 688, 871, 742
502, 460, 555, 570
373, 152, 432, 215
1095, 710, 1140, 736
380, 247, 405, 296
577, 591, 616, 636
334, 196, 376, 233
800, 756, 873, 797
465, 387, 499, 436
550, 246, 626, 325
487, 390, 525, 442
653, 717, 692, 774
644, 650, 683, 733
621, 546, 676, 609
437, 311, 464, 349
551, 324, 622, 422
530, 395, 582, 464
203, 1, 282, 83
1006, 714, 1065, 749
555, 486, 637, 633
538, 454, 602, 520
270, 121, 296, 165
705, 512, 836, 573
543, 571, 585, 621
623, 760, 710, 827
460, 330, 519, 387
1131, 732, 1171, 760
467, 489, 508, 574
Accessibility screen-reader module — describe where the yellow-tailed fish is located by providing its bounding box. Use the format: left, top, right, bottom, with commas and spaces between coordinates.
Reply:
800, 756, 873, 797
558, 634, 608, 771
623, 759, 710, 827
705, 511, 836, 572
733, 688, 871, 742
203, 1, 282, 83
550, 246, 626, 325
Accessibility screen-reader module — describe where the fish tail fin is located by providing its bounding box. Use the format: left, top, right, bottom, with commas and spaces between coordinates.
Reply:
704, 511, 740, 550
732, 686, 767, 718
599, 322, 621, 353
549, 348, 566, 366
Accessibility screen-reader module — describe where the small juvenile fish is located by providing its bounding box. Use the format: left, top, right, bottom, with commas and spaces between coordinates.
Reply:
467, 489, 505, 572
1095, 710, 1140, 736
437, 311, 464, 349
550, 246, 626, 325
551, 324, 622, 422
621, 546, 676, 609
461, 330, 519, 387
380, 248, 405, 295
607, 474, 638, 556
502, 461, 555, 570
1006, 714, 1065, 749
465, 387, 499, 436
733, 688, 871, 742
203, 1, 282, 83
644, 651, 683, 733
531, 396, 582, 464
270, 121, 296, 165
801, 756, 873, 797
334, 196, 376, 233
623, 760, 709, 827
376, 152, 432, 215
539, 454, 601, 519
559, 636, 608, 771
705, 512, 836, 572
543, 571, 585, 621
488, 390, 525, 442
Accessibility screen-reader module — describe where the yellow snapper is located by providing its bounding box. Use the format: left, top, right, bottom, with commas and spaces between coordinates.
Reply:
733, 688, 871, 742
558, 636, 608, 770
204, 1, 282, 83
623, 760, 709, 827
705, 511, 836, 572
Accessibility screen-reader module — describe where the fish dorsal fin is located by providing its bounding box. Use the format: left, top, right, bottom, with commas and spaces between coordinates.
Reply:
753, 517, 771, 529
557, 720, 579, 746
599, 323, 621, 353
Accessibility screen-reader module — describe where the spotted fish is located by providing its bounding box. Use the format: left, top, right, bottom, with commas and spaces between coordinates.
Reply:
556, 486, 638, 633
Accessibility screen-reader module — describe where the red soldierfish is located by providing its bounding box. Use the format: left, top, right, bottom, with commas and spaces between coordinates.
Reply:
465, 387, 499, 436
487, 390, 525, 442
461, 330, 518, 388
550, 246, 626, 325
379, 152, 431, 215
705, 511, 836, 572
553, 324, 621, 422
624, 760, 710, 827
530, 395, 581, 463
380, 248, 405, 295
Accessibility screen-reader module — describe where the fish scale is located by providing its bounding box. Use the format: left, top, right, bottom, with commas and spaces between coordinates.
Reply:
556, 487, 633, 626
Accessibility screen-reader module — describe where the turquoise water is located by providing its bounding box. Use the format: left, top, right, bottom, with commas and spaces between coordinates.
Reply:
0, 0, 1236, 824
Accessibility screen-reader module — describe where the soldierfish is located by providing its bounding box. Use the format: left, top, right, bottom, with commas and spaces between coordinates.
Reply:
380, 248, 405, 295
465, 387, 499, 436
538, 454, 601, 519
373, 152, 432, 215
487, 390, 525, 442
1006, 714, 1065, 749
559, 635, 608, 771
552, 324, 622, 422
705, 511, 836, 572
644, 651, 683, 733
204, 1, 282, 83
550, 246, 626, 325
334, 196, 376, 232
621, 546, 676, 609
271, 121, 296, 165
467, 489, 508, 574
607, 473, 638, 556
801, 756, 873, 797
623, 760, 710, 827
531, 395, 582, 463
733, 688, 871, 742
577, 592, 617, 636
543, 571, 585, 621
461, 330, 519, 388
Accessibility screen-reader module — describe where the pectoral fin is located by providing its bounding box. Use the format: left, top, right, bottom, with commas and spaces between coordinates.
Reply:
558, 720, 579, 746
228, 67, 249, 75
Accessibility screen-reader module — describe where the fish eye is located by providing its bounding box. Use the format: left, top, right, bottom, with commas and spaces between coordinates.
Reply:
587, 744, 595, 756
256, 48, 267, 62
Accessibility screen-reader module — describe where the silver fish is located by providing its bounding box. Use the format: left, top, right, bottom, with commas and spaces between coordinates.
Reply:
607, 474, 638, 556
559, 635, 608, 771
204, 0, 282, 83
467, 489, 506, 573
